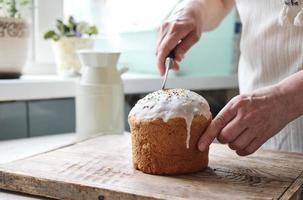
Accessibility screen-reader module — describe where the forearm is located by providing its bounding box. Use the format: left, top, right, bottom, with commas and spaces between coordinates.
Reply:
196, 0, 235, 31
276, 70, 303, 121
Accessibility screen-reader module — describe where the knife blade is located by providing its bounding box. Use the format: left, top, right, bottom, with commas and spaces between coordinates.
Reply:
161, 51, 175, 90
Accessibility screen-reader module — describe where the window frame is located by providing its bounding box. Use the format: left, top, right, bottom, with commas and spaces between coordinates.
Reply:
24, 0, 63, 74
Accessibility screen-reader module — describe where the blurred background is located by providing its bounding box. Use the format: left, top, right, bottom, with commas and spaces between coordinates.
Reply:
26, 0, 240, 75
0, 0, 241, 141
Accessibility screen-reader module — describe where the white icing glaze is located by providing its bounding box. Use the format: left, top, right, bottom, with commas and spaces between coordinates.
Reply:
129, 88, 211, 148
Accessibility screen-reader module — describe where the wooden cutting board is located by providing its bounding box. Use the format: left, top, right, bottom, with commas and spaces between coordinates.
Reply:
0, 134, 302, 200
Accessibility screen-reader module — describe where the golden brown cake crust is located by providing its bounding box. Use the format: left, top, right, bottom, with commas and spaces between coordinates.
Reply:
129, 115, 211, 175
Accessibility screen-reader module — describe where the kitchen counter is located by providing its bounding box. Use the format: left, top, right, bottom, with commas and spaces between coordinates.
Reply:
0, 73, 238, 101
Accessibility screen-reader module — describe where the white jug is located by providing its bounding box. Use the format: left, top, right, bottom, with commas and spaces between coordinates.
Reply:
76, 50, 125, 141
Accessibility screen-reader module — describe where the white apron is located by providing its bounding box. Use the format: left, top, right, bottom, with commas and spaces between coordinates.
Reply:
235, 0, 303, 153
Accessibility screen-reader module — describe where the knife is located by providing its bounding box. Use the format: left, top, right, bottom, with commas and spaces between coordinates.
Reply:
161, 51, 175, 90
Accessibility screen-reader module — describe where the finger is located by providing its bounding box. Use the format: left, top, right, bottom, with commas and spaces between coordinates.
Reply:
174, 53, 183, 62
217, 115, 247, 144
156, 22, 169, 56
157, 28, 190, 75
174, 31, 200, 60
156, 34, 178, 75
198, 104, 237, 152
228, 128, 256, 151
236, 136, 266, 156
157, 31, 183, 74
172, 61, 180, 71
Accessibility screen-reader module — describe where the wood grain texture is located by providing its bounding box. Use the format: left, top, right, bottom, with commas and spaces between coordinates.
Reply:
0, 134, 302, 200
280, 172, 303, 200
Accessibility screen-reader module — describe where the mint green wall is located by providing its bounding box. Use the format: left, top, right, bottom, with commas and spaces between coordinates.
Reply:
180, 10, 235, 76
119, 10, 236, 76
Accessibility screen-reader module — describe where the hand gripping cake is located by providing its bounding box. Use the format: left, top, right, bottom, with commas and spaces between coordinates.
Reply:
128, 88, 212, 175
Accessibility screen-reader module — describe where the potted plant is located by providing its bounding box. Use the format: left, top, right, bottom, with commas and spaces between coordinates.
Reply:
44, 16, 98, 77
0, 0, 31, 79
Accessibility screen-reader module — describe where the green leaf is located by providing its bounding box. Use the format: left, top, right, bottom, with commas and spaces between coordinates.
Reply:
44, 30, 56, 39
8, 0, 17, 17
44, 16, 98, 40
87, 26, 98, 36
68, 16, 77, 32
56, 19, 66, 35
68, 16, 76, 25
20, 0, 31, 6
0, 0, 31, 18
76, 22, 98, 36
44, 30, 60, 41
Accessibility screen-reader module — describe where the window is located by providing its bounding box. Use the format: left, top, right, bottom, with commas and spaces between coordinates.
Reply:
63, 0, 180, 32
25, 0, 180, 74
24, 0, 63, 74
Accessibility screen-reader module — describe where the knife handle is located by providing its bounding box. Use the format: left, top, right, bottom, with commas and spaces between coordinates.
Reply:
168, 50, 175, 59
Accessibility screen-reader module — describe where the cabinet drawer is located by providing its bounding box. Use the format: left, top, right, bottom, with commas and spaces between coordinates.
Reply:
28, 99, 75, 137
0, 102, 27, 140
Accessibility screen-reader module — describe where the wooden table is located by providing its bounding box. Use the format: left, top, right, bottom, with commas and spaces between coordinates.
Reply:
0, 134, 302, 200
0, 133, 76, 200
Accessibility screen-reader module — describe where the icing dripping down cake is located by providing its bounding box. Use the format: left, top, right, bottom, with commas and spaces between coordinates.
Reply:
128, 88, 212, 175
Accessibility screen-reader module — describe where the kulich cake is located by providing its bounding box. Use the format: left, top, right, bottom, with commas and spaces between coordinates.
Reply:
128, 88, 212, 175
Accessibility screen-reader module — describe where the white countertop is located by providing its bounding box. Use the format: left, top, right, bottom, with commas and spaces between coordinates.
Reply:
0, 73, 238, 101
